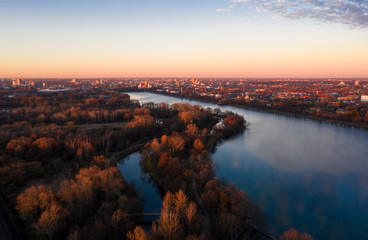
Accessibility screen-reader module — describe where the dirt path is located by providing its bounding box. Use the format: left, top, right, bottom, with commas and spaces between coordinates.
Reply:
108, 142, 146, 165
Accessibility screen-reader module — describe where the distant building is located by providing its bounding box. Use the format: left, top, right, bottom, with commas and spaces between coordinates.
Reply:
138, 81, 151, 88
12, 78, 23, 86
361, 95, 368, 102
355, 80, 360, 85
94, 79, 104, 85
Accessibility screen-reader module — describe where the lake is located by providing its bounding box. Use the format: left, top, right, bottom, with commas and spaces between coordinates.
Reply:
119, 92, 368, 239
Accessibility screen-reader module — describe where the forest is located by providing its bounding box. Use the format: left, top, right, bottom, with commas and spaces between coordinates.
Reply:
0, 89, 311, 240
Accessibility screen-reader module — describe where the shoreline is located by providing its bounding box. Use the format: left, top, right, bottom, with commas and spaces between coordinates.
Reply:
130, 90, 368, 131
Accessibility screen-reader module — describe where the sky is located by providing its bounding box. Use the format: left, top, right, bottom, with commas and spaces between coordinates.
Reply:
1, 0, 367, 78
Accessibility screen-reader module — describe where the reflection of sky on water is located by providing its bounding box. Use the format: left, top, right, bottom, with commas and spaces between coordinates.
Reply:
241, 114, 368, 176
128, 92, 368, 176
127, 92, 368, 239
213, 140, 368, 239
117, 153, 162, 213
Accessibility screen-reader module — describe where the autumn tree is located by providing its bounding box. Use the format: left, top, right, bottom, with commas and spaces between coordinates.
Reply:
91, 155, 109, 169
57, 167, 97, 205
179, 111, 201, 124
32, 137, 56, 155
193, 139, 204, 152
34, 201, 68, 240
97, 166, 126, 200
126, 115, 155, 129
172, 103, 191, 111
222, 114, 245, 130
185, 124, 199, 137
6, 136, 33, 157
127, 226, 149, 240
134, 107, 150, 115
279, 229, 313, 240
167, 133, 185, 155
152, 190, 201, 239
16, 185, 54, 222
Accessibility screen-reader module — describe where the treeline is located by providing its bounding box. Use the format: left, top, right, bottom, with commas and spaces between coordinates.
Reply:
151, 90, 368, 128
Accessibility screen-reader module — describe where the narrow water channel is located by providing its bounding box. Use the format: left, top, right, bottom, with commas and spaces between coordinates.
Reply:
117, 153, 162, 214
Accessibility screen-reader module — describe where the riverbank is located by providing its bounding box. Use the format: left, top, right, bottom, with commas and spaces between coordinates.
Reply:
137, 90, 368, 130
109, 142, 146, 165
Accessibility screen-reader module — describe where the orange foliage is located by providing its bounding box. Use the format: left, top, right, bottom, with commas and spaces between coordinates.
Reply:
151, 190, 200, 240
279, 229, 313, 240
193, 139, 204, 151
134, 108, 150, 115
34, 202, 68, 239
185, 124, 199, 137
91, 155, 109, 169
178, 111, 201, 124
127, 226, 149, 240
16, 185, 54, 222
57, 166, 125, 204
126, 115, 155, 129
157, 152, 171, 169
32, 137, 55, 151
6, 136, 32, 155
168, 133, 185, 154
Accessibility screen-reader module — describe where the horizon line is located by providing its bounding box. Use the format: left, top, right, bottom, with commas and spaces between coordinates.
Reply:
2, 77, 368, 80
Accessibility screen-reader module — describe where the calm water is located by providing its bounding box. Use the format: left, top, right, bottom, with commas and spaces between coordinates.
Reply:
119, 92, 368, 239
117, 153, 162, 213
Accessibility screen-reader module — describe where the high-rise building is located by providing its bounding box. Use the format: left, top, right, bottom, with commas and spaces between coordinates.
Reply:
12, 78, 23, 86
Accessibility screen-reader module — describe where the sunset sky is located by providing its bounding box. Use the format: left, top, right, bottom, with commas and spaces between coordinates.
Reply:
1, 0, 368, 78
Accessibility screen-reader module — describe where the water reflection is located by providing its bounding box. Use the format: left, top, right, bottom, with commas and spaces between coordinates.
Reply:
242, 114, 368, 176
213, 140, 368, 239
128, 92, 368, 176
126, 92, 368, 239
117, 153, 162, 213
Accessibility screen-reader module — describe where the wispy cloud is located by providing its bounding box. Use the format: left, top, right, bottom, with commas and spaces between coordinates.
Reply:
217, 0, 368, 29
216, 8, 232, 12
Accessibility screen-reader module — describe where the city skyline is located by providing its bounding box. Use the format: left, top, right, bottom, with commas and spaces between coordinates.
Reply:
1, 0, 368, 78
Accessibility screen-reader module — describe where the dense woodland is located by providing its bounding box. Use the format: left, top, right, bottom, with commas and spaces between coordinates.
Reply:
0, 89, 312, 240
136, 109, 265, 239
